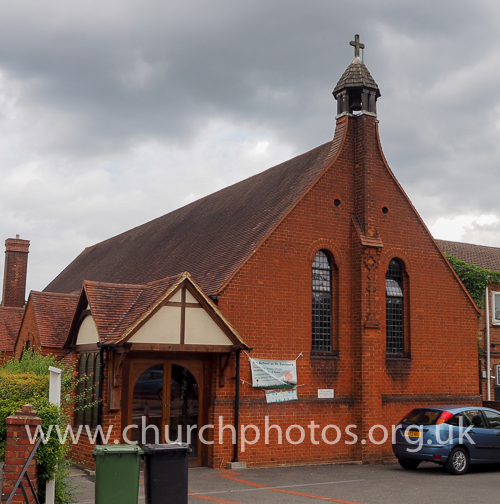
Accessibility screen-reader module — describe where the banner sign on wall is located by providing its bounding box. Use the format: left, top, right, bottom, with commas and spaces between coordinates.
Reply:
265, 389, 298, 404
250, 358, 297, 389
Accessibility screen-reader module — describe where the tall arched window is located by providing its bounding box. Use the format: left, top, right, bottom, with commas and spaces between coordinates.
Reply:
75, 352, 100, 428
312, 250, 332, 352
386, 258, 404, 355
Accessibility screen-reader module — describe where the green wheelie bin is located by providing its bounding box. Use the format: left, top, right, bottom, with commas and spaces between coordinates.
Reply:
93, 445, 143, 504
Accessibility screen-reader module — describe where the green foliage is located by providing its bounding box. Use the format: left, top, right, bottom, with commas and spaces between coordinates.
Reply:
445, 253, 500, 308
0, 372, 49, 459
0, 350, 77, 503
1, 350, 73, 390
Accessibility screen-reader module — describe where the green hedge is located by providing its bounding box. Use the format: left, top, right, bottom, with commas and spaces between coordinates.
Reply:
0, 372, 50, 459
0, 351, 76, 503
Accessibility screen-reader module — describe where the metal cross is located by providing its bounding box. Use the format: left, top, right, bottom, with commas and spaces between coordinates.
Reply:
350, 34, 365, 58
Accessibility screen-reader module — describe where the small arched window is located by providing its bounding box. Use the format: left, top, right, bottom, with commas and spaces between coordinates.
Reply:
386, 258, 404, 355
312, 250, 332, 352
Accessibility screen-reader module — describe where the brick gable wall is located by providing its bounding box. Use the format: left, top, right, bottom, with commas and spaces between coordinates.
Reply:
214, 113, 479, 466
14, 297, 39, 357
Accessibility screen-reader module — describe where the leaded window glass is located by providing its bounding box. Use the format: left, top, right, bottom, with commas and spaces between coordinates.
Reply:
312, 250, 332, 352
386, 258, 404, 355
75, 352, 100, 428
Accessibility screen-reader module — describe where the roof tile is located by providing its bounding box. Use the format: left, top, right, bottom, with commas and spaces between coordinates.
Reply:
44, 131, 345, 296
436, 239, 500, 272
31, 292, 79, 348
0, 307, 24, 352
85, 275, 181, 343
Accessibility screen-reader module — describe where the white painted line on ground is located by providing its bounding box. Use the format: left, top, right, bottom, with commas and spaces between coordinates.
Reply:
189, 479, 365, 496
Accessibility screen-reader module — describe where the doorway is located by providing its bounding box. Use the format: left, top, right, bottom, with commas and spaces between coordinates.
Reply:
128, 359, 204, 465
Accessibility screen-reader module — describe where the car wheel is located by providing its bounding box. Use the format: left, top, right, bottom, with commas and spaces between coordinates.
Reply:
445, 447, 469, 475
398, 458, 420, 470
157, 388, 163, 399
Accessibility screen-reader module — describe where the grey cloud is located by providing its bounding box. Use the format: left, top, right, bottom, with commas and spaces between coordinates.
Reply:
1, 0, 500, 292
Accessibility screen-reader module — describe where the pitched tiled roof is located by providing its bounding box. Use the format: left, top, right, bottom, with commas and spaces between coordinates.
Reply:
31, 291, 79, 348
44, 127, 345, 296
0, 306, 24, 352
84, 275, 181, 343
436, 239, 500, 272
78, 273, 248, 347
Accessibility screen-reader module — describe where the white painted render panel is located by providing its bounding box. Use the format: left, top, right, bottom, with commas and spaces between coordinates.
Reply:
185, 308, 233, 345
129, 306, 181, 343
185, 290, 198, 304
170, 290, 182, 303
76, 316, 100, 345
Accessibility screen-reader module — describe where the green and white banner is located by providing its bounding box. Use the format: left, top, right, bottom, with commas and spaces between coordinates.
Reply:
250, 358, 297, 389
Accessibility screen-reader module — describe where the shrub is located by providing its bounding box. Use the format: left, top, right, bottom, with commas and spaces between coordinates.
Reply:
0, 350, 76, 503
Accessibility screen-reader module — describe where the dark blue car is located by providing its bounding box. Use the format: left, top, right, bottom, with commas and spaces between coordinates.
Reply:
393, 406, 500, 475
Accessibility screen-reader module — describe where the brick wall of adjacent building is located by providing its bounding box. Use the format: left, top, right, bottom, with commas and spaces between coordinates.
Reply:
13, 296, 38, 357
0, 352, 12, 365
478, 282, 500, 401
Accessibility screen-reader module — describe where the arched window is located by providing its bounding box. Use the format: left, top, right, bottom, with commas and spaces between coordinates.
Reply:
312, 250, 332, 352
386, 258, 404, 355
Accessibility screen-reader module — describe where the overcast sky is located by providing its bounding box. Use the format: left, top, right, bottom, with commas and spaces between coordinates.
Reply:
1, 0, 500, 294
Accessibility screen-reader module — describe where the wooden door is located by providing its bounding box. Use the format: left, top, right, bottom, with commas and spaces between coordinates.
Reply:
127, 358, 205, 466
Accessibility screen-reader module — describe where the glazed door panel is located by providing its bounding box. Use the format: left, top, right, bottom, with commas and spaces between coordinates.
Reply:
129, 358, 204, 465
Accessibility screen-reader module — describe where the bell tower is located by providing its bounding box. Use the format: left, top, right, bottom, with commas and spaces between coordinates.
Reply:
332, 34, 380, 117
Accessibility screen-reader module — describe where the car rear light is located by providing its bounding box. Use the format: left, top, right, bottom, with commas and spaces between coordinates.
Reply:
433, 455, 442, 460
436, 411, 453, 425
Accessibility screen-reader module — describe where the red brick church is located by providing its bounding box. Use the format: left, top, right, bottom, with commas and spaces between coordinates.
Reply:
1, 36, 480, 468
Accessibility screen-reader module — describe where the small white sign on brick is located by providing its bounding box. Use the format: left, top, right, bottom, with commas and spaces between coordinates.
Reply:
318, 389, 334, 399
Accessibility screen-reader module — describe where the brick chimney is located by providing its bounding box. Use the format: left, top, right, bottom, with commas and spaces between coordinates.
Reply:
2, 235, 29, 308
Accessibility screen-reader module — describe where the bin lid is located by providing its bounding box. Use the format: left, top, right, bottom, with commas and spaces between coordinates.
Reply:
93, 444, 144, 457
142, 443, 191, 454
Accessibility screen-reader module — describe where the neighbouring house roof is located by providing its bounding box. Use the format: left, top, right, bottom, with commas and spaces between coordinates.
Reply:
44, 125, 346, 296
0, 306, 24, 352
436, 239, 500, 272
30, 291, 79, 348
68, 272, 248, 348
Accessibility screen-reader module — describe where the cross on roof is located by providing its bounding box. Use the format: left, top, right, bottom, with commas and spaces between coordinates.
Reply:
350, 34, 365, 58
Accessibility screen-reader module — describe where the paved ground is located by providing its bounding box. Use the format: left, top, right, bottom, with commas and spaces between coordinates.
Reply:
68, 461, 500, 504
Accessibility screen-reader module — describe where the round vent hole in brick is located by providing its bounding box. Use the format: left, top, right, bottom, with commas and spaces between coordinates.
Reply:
334, 199, 341, 207
382, 206, 389, 214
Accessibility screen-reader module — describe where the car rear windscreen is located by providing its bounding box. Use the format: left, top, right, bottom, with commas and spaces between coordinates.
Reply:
401, 408, 442, 425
